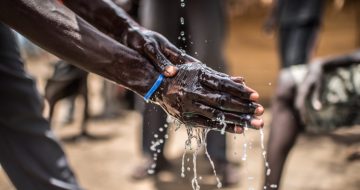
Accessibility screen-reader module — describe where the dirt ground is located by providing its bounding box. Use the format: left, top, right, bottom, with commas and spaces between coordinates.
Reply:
1, 3, 360, 190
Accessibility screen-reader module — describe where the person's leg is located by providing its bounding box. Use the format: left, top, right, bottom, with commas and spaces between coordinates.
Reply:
131, 0, 180, 179
0, 24, 81, 190
264, 70, 303, 189
279, 25, 319, 68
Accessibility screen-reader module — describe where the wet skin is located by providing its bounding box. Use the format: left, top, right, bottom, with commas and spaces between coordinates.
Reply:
62, 0, 196, 77
0, 0, 264, 133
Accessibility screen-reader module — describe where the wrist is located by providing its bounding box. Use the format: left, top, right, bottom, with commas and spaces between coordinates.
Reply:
111, 51, 160, 97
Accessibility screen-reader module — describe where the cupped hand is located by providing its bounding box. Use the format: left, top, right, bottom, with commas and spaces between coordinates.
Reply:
295, 60, 325, 122
122, 27, 198, 77
151, 63, 264, 134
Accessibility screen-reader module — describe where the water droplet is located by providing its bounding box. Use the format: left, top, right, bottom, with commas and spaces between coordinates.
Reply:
270, 184, 278, 188
180, 49, 186, 56
266, 168, 271, 176
180, 17, 185, 25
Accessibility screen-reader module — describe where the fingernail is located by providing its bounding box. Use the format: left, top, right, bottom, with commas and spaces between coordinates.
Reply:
164, 70, 171, 77
250, 118, 264, 129
165, 66, 178, 77
255, 106, 265, 115
234, 125, 243, 134
250, 92, 259, 101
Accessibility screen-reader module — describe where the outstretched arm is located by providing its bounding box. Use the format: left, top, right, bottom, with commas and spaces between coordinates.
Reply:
0, 0, 157, 96
0, 0, 264, 132
62, 0, 197, 77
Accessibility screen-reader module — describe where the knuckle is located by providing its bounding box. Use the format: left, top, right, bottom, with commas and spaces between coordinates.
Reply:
217, 95, 228, 107
144, 40, 156, 50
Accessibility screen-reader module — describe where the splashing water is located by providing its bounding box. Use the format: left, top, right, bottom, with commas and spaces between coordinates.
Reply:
216, 114, 227, 135
180, 126, 223, 190
203, 129, 222, 188
148, 123, 171, 174
180, 17, 185, 25
181, 148, 187, 178
180, 0, 186, 7
260, 128, 271, 176
270, 184, 278, 189
241, 122, 256, 190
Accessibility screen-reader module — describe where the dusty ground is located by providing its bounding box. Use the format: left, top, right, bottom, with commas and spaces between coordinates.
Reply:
1, 2, 360, 190
1, 109, 359, 190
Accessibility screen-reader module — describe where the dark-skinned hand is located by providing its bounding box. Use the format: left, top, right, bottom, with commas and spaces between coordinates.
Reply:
122, 26, 198, 77
151, 63, 264, 134
295, 59, 325, 123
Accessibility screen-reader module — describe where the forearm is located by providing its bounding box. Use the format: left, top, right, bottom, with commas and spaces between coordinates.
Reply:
0, 0, 157, 96
321, 50, 360, 71
62, 0, 138, 41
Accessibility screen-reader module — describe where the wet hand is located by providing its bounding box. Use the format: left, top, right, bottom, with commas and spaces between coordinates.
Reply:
151, 63, 264, 134
122, 27, 198, 77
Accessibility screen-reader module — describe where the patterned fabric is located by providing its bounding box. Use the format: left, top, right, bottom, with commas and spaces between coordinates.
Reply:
289, 63, 360, 132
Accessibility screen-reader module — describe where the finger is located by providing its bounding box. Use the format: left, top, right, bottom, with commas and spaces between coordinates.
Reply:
182, 114, 244, 134
200, 74, 259, 101
144, 42, 178, 77
230, 76, 245, 84
160, 40, 199, 64
193, 92, 264, 115
184, 102, 259, 126
249, 116, 264, 129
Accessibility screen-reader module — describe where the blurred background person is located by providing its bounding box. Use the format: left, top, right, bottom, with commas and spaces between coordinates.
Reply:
132, 0, 239, 186
262, 0, 358, 189
265, 48, 360, 189
263, 0, 325, 188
